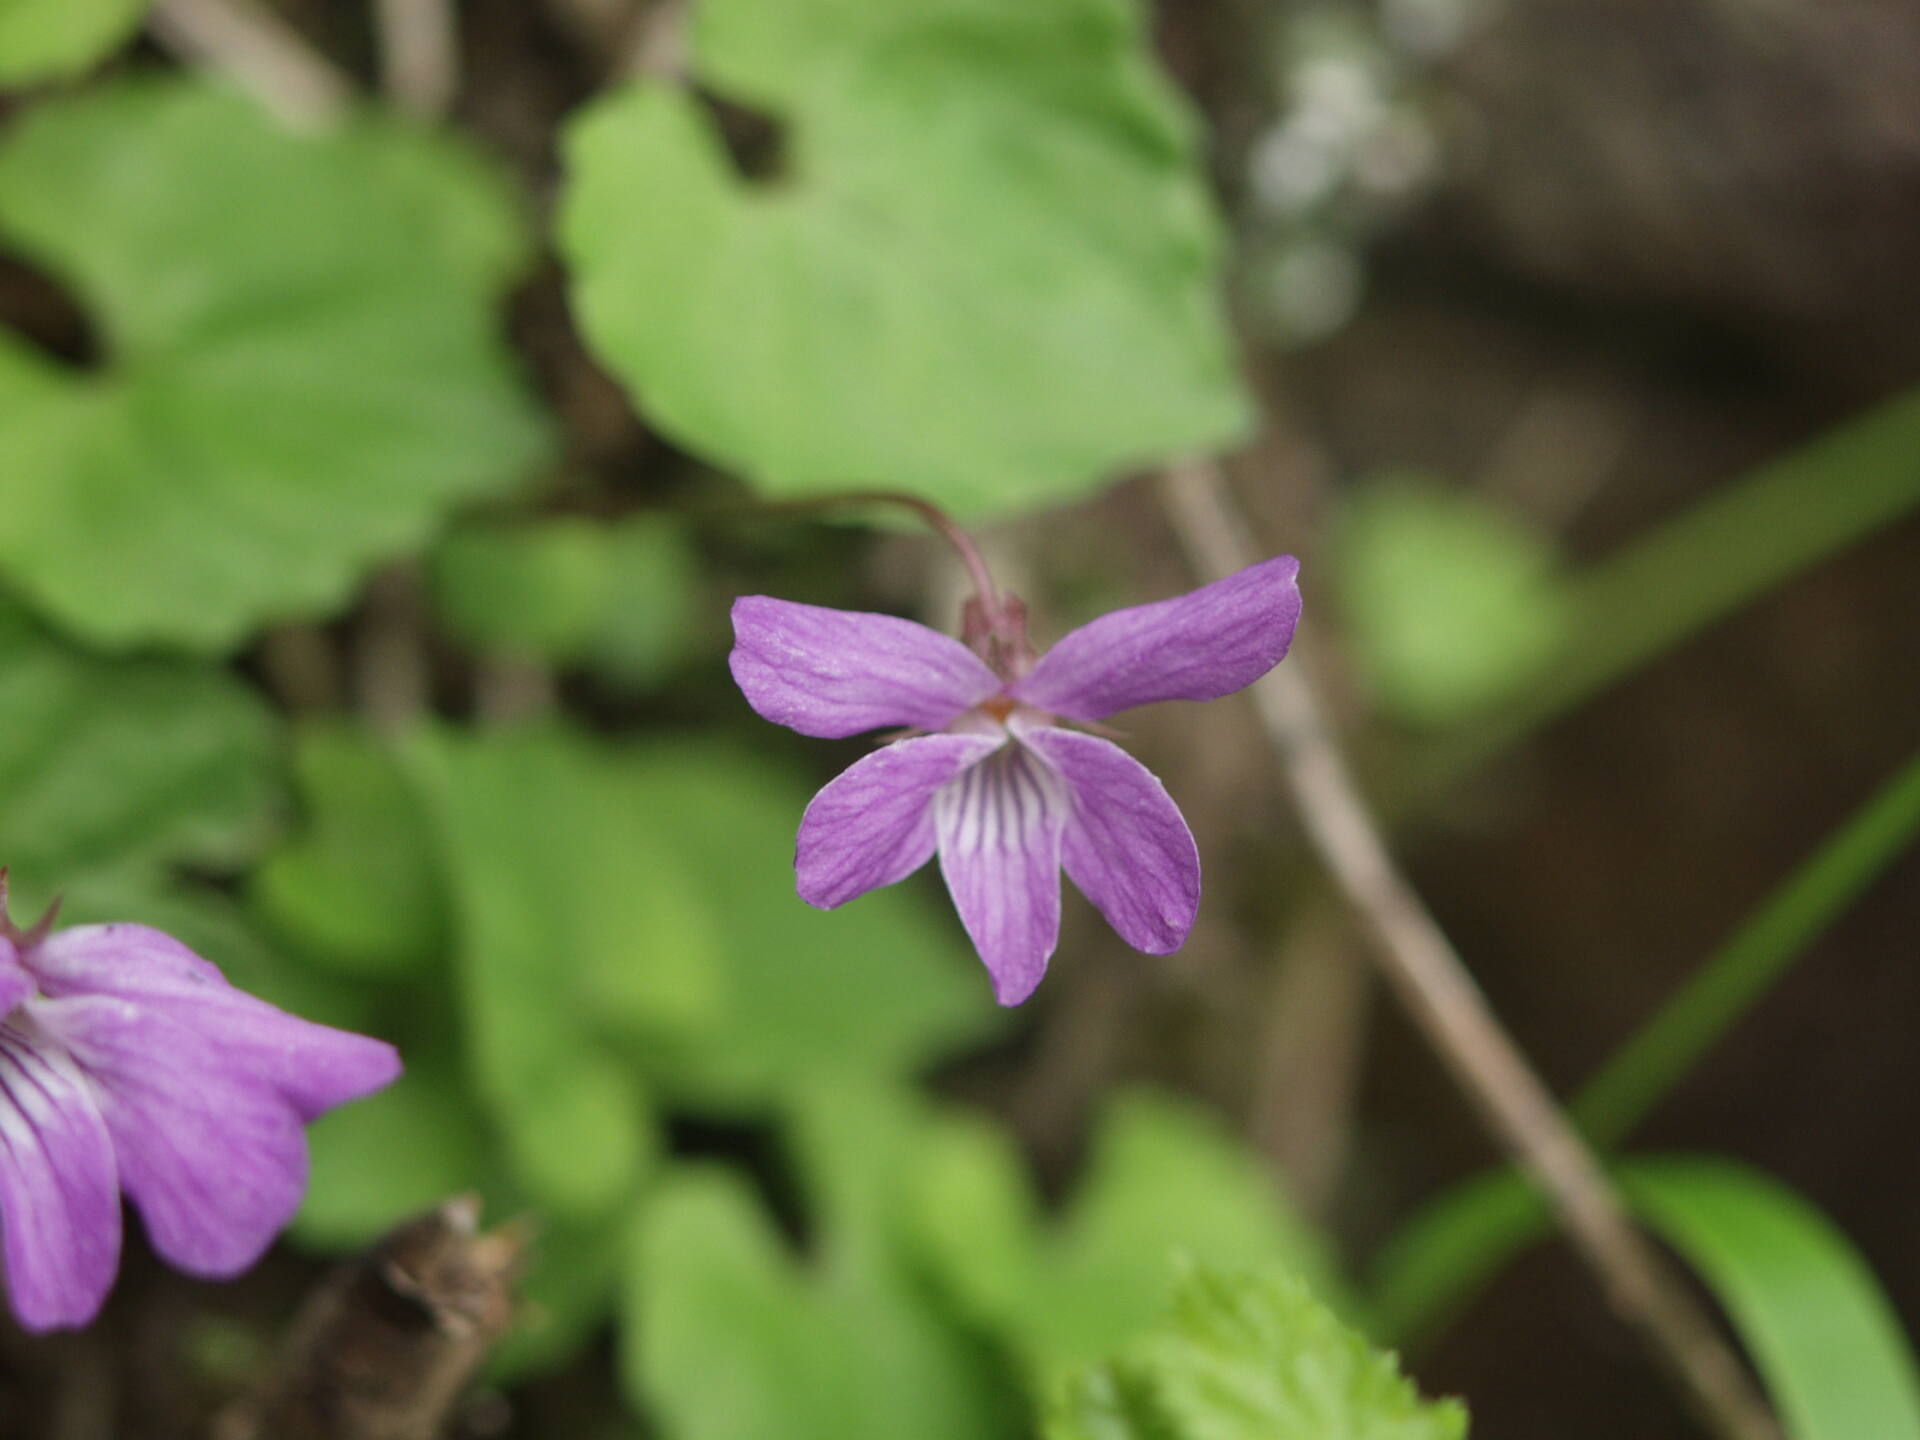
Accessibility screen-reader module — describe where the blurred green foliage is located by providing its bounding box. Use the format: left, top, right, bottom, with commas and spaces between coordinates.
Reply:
431, 515, 701, 688
0, 0, 145, 85
1048, 1263, 1467, 1440
2, 0, 1919, 1435
559, 0, 1251, 518
1332, 476, 1568, 727
0, 80, 551, 650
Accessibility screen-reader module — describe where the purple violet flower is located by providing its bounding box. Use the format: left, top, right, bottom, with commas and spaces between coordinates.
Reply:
730, 552, 1301, 1005
0, 887, 400, 1332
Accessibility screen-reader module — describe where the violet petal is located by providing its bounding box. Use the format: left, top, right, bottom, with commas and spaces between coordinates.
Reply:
1011, 555, 1302, 722
1019, 723, 1200, 955
30, 992, 313, 1278
730, 596, 1001, 738
934, 742, 1066, 1006
28, 925, 400, 1122
0, 1018, 121, 1332
797, 732, 1002, 908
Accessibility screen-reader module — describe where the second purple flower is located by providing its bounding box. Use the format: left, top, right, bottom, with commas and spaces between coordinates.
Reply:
730, 554, 1301, 1005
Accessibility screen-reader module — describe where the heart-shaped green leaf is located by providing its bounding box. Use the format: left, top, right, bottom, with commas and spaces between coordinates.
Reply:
0, 79, 553, 651
560, 0, 1250, 518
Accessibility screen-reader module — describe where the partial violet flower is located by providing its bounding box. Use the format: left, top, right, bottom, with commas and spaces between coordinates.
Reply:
730, 542, 1301, 1006
0, 885, 400, 1332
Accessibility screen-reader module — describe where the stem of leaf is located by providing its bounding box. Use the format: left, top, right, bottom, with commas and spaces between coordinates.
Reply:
1160, 456, 1783, 1440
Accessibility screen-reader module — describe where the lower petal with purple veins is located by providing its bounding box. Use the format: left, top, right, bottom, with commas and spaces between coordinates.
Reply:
934, 741, 1067, 1006
0, 1019, 121, 1332
1018, 724, 1200, 956
797, 732, 1003, 909
32, 994, 320, 1279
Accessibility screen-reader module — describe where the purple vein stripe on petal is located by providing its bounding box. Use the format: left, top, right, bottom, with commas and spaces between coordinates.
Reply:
934, 742, 1066, 1006
1019, 725, 1200, 956
30, 926, 401, 1121
1011, 555, 1302, 722
798, 732, 1002, 909
730, 596, 1001, 738
0, 1019, 121, 1332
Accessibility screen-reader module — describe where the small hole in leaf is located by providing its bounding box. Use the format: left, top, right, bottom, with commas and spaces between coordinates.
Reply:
692, 89, 789, 184
0, 255, 105, 371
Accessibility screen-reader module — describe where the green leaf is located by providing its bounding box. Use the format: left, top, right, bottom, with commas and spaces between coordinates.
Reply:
912, 1089, 1339, 1390
405, 725, 713, 1216
294, 1047, 492, 1250
1363, 1170, 1546, 1345
430, 514, 700, 687
620, 740, 998, 1107
626, 1164, 1010, 1440
1625, 1159, 1920, 1440
559, 0, 1250, 519
0, 602, 275, 882
1047, 1263, 1469, 1440
1334, 476, 1569, 728
0, 79, 552, 651
0, 0, 145, 85
251, 724, 448, 980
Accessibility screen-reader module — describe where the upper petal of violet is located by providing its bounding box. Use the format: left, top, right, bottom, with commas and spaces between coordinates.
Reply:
731, 596, 1001, 738
934, 742, 1067, 1007
1011, 555, 1301, 722
27, 924, 400, 1121
0, 1017, 121, 1332
1017, 723, 1200, 956
797, 731, 1001, 909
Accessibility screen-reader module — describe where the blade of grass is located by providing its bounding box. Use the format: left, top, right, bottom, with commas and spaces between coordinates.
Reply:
1369, 747, 1920, 1340
1424, 388, 1920, 782
1627, 1158, 1920, 1440
1575, 746, 1920, 1150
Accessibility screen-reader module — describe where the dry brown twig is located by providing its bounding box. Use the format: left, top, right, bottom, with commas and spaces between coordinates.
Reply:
147, 0, 352, 129
373, 0, 461, 119
1158, 457, 1783, 1440
215, 1196, 525, 1440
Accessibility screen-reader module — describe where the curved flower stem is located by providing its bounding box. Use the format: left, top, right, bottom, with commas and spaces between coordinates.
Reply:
1159, 457, 1782, 1440
742, 490, 1006, 618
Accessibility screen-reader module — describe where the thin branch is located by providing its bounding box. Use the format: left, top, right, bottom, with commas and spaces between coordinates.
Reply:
356, 564, 433, 734
374, 0, 461, 119
618, 0, 689, 80
148, 0, 353, 130
473, 653, 560, 726
1159, 457, 1783, 1440
1249, 896, 1372, 1218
